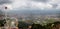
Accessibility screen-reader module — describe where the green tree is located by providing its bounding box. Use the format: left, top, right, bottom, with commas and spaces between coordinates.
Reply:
18, 21, 29, 29
0, 19, 6, 27
0, 10, 6, 27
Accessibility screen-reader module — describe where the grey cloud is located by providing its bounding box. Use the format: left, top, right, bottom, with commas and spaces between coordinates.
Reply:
0, 0, 12, 5
32, 0, 49, 3
53, 5, 58, 8
51, 4, 58, 8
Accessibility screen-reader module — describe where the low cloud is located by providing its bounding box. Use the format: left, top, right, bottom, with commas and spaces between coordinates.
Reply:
0, 0, 60, 10
0, 0, 12, 5
32, 0, 49, 3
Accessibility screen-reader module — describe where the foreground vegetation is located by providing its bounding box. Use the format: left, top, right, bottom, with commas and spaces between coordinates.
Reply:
0, 19, 60, 29
18, 21, 60, 29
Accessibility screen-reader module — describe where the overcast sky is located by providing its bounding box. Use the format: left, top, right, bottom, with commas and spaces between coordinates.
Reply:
0, 0, 60, 10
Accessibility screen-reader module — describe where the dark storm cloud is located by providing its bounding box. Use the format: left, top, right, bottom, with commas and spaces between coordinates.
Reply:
0, 0, 12, 4
32, 0, 49, 3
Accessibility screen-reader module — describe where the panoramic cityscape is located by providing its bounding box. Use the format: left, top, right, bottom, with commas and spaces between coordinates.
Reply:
0, 0, 60, 29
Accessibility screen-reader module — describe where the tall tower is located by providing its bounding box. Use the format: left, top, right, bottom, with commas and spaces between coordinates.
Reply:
4, 6, 18, 29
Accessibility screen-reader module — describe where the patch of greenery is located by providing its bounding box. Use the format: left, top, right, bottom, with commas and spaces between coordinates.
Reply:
0, 19, 6, 27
